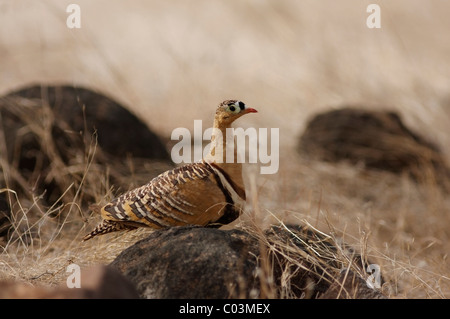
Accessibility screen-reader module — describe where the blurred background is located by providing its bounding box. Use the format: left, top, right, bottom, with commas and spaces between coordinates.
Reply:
1, 0, 450, 297
2, 0, 450, 153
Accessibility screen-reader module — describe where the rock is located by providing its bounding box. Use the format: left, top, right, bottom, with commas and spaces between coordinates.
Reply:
0, 265, 139, 299
110, 225, 386, 299
0, 192, 10, 239
319, 270, 387, 299
110, 226, 261, 298
298, 108, 450, 185
4, 85, 169, 161
0, 84, 172, 240
263, 224, 375, 298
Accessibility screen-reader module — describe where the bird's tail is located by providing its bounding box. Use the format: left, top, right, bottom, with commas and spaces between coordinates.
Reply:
82, 219, 131, 241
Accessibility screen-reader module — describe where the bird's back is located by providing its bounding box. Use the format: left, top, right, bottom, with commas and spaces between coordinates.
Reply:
100, 160, 244, 229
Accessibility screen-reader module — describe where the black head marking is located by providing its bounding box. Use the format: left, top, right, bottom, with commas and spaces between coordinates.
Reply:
238, 101, 245, 110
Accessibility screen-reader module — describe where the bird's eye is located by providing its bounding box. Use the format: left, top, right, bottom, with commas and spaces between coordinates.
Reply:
226, 102, 241, 114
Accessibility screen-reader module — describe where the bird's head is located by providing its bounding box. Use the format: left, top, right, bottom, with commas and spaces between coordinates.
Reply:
215, 100, 258, 126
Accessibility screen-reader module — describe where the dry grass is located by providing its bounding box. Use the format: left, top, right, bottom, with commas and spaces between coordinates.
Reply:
256, 156, 450, 298
1, 0, 450, 298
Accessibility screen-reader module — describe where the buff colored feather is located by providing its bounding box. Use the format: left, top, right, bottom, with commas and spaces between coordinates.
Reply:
83, 100, 257, 241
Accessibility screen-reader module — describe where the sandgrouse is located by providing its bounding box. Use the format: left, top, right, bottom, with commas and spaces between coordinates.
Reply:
83, 100, 257, 240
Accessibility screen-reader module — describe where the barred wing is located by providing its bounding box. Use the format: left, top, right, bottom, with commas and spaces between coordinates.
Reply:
100, 162, 235, 228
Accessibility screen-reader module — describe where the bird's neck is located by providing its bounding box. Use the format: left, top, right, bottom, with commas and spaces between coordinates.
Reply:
204, 119, 244, 188
205, 118, 234, 163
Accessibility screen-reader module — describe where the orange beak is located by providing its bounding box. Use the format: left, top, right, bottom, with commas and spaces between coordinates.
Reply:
244, 108, 258, 113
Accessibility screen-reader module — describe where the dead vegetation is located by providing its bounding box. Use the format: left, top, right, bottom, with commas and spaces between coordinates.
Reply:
1, 1, 450, 299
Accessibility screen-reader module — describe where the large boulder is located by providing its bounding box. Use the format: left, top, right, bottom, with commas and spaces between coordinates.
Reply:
3, 85, 169, 161
110, 226, 260, 299
298, 108, 450, 186
0, 84, 172, 241
110, 225, 386, 299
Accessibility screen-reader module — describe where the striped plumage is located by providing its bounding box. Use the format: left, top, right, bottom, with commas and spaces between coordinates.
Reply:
83, 100, 257, 241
